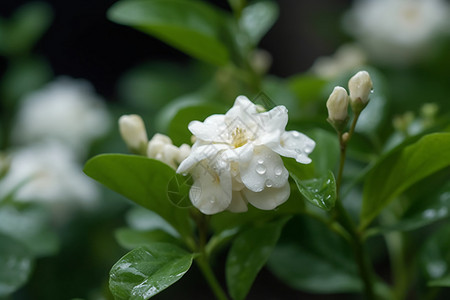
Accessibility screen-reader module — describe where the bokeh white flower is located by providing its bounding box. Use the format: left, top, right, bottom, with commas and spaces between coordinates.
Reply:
311, 44, 367, 79
177, 96, 315, 215
0, 141, 99, 211
344, 0, 450, 65
12, 77, 111, 154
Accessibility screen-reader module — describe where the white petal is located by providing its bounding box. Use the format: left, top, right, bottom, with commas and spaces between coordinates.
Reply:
189, 163, 232, 215
240, 146, 289, 192
269, 131, 315, 164
227, 191, 248, 213
243, 182, 290, 210
188, 114, 226, 142
222, 143, 254, 163
177, 144, 228, 174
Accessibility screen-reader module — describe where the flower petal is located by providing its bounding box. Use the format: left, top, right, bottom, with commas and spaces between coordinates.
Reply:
188, 114, 226, 142
256, 105, 288, 145
269, 131, 315, 164
227, 191, 248, 213
189, 162, 232, 215
243, 182, 290, 210
177, 144, 228, 174
240, 146, 289, 192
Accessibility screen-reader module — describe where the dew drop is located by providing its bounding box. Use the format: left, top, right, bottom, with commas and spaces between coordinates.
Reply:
210, 197, 216, 204
256, 164, 266, 175
257, 158, 264, 164
275, 168, 283, 176
304, 145, 313, 154
265, 179, 273, 188
292, 131, 300, 137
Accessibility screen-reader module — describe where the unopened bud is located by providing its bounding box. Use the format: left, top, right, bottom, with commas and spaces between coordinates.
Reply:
348, 71, 373, 112
119, 114, 148, 154
326, 86, 349, 122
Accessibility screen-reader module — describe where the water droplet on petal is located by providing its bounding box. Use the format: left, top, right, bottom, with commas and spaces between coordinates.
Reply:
275, 168, 283, 176
256, 164, 266, 175
304, 145, 313, 154
265, 179, 273, 188
210, 197, 216, 204
257, 158, 264, 164
292, 132, 300, 137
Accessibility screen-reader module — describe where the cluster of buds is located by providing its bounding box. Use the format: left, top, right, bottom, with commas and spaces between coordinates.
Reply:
326, 71, 373, 133
118, 114, 190, 169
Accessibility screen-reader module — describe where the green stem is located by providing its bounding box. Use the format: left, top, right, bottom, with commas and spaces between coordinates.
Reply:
192, 212, 229, 300
334, 111, 376, 300
196, 256, 229, 300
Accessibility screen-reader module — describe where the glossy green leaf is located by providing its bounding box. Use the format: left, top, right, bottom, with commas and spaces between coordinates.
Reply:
108, 0, 230, 65
226, 217, 289, 300
167, 173, 193, 208
361, 133, 450, 229
267, 216, 362, 293
419, 224, 450, 287
115, 228, 181, 250
84, 154, 191, 238
110, 244, 194, 299
0, 204, 58, 257
291, 170, 336, 211
239, 0, 278, 45
0, 233, 34, 297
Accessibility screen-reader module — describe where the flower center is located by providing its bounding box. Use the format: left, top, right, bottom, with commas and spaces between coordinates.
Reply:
231, 127, 248, 148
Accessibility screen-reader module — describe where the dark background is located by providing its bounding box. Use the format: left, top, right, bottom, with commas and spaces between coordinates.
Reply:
0, 0, 352, 99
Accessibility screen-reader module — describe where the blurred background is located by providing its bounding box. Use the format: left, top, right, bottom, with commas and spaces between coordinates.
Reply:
0, 0, 449, 299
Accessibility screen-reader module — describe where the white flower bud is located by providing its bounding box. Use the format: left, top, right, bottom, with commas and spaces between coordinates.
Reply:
326, 86, 349, 122
119, 115, 148, 154
348, 71, 373, 106
147, 134, 187, 169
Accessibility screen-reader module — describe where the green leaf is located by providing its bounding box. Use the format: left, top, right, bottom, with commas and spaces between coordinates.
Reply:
0, 2, 52, 56
0, 233, 34, 297
419, 224, 450, 287
108, 0, 230, 65
226, 217, 289, 300
110, 243, 194, 299
361, 133, 450, 229
167, 173, 193, 208
367, 177, 450, 236
0, 204, 58, 257
267, 216, 362, 293
115, 228, 181, 250
292, 170, 337, 211
239, 0, 278, 45
84, 154, 192, 239
126, 207, 179, 237
0, 57, 52, 104
308, 128, 339, 176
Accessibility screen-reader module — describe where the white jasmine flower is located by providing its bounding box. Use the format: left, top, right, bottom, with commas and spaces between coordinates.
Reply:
147, 134, 191, 170
0, 141, 99, 210
12, 77, 111, 154
119, 114, 148, 154
344, 0, 450, 65
177, 96, 315, 215
311, 44, 367, 79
